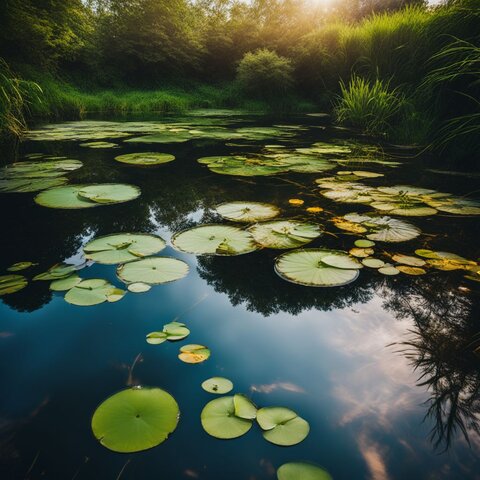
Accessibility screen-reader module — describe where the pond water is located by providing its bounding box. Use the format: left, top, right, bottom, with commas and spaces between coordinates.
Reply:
1, 111, 479, 480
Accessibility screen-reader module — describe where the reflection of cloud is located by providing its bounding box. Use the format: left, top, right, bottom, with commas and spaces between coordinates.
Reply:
250, 382, 306, 394
329, 298, 425, 430
358, 432, 391, 480
183, 469, 199, 478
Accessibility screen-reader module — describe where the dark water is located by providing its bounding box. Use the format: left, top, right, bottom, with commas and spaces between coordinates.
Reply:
1, 113, 480, 480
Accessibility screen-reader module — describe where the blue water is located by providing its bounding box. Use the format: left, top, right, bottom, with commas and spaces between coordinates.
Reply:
1, 113, 479, 480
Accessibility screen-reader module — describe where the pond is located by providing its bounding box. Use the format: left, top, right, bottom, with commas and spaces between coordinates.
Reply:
0, 111, 479, 480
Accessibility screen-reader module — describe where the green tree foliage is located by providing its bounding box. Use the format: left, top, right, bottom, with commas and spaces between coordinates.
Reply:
237, 49, 294, 99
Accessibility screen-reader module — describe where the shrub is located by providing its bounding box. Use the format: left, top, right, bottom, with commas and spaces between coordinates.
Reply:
236, 49, 294, 99
334, 74, 404, 137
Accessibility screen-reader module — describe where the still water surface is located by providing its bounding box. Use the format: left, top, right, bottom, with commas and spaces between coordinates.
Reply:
1, 112, 479, 479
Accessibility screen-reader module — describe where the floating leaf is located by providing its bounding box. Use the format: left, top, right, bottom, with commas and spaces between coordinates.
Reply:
354, 239, 375, 248
392, 254, 425, 267
91, 387, 179, 453
127, 282, 152, 293
49, 274, 81, 291
423, 197, 480, 215
80, 141, 118, 148
163, 322, 190, 341
414, 250, 476, 271
349, 247, 374, 258
0, 274, 28, 295
362, 258, 385, 268
64, 279, 126, 306
178, 344, 210, 364
146, 332, 168, 345
257, 407, 309, 446
117, 257, 189, 285
172, 225, 258, 256
378, 266, 400, 276
35, 183, 141, 209
114, 152, 175, 166
249, 221, 322, 250
215, 202, 280, 223
84, 233, 166, 264
233, 394, 257, 420
7, 262, 36, 272
275, 249, 361, 287
277, 462, 333, 480
34, 263, 78, 281
288, 199, 304, 206
201, 377, 234, 394
397, 265, 426, 275
306, 207, 323, 213
201, 396, 253, 439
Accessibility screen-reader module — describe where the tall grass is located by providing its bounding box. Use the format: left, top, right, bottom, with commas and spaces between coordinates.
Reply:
334, 74, 404, 137
0, 59, 41, 138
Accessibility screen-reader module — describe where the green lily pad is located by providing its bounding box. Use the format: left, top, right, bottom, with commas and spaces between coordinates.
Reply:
362, 258, 385, 268
0, 274, 28, 295
80, 141, 118, 148
201, 377, 234, 394
114, 152, 175, 166
7, 262, 36, 272
234, 394, 257, 420
84, 233, 166, 264
163, 321, 190, 340
423, 197, 480, 215
34, 183, 141, 209
397, 265, 427, 275
127, 282, 152, 293
257, 407, 310, 446
172, 225, 258, 256
178, 344, 211, 364
277, 462, 333, 480
248, 221, 322, 250
215, 202, 280, 223
275, 249, 361, 287
378, 266, 400, 276
117, 257, 189, 285
91, 387, 179, 453
354, 239, 375, 248
34, 263, 78, 281
146, 332, 168, 345
49, 274, 82, 291
64, 279, 126, 306
201, 396, 253, 439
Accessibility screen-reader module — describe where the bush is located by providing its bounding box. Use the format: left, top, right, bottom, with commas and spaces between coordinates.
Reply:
334, 74, 404, 137
236, 49, 294, 99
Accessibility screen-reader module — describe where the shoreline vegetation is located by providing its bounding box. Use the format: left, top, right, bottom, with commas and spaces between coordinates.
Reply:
0, 0, 479, 164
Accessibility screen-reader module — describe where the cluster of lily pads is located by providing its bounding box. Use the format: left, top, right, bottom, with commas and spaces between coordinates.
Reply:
0, 156, 82, 193
201, 393, 310, 446
318, 178, 480, 216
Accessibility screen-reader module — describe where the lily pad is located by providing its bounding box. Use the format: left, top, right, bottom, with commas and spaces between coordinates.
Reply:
80, 141, 118, 148
201, 377, 234, 394
163, 321, 190, 341
172, 225, 258, 256
7, 262, 36, 272
127, 282, 152, 293
362, 258, 385, 268
354, 239, 375, 248
215, 202, 280, 223
423, 197, 480, 215
0, 274, 28, 295
397, 265, 427, 275
117, 257, 189, 285
114, 152, 175, 166
257, 407, 310, 446
34, 183, 141, 209
178, 344, 210, 364
49, 274, 82, 291
378, 266, 400, 276
275, 249, 361, 287
34, 263, 78, 281
277, 462, 333, 480
234, 394, 257, 420
91, 387, 179, 453
249, 221, 322, 250
64, 279, 126, 306
392, 254, 425, 267
349, 247, 374, 258
201, 396, 253, 439
84, 233, 166, 264
145, 332, 168, 345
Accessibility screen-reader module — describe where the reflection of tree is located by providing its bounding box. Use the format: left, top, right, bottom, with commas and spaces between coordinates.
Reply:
383, 274, 480, 450
198, 250, 376, 316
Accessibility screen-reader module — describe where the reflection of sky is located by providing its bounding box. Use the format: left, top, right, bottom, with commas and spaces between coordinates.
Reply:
2, 261, 479, 479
